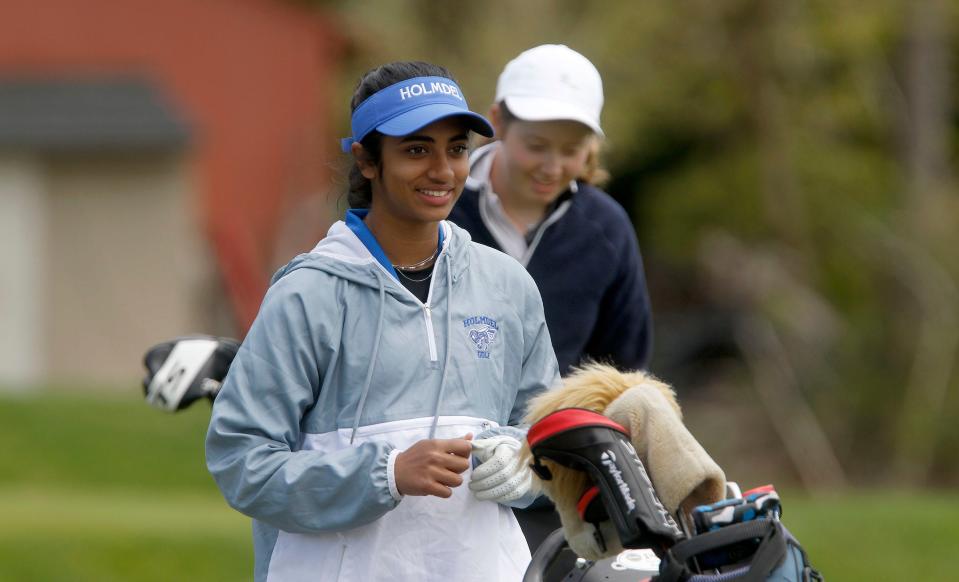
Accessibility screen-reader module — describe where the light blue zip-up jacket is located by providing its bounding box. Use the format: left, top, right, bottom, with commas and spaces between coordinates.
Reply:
206, 216, 559, 582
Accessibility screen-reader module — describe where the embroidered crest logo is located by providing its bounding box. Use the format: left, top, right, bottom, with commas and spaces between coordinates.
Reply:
463, 315, 498, 359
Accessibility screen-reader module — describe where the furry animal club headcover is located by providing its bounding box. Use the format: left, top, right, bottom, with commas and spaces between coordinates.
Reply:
522, 364, 726, 560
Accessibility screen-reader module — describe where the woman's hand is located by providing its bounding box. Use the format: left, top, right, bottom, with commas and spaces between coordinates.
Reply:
395, 434, 473, 498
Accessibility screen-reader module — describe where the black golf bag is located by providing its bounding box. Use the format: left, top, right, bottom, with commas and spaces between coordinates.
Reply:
522, 408, 821, 582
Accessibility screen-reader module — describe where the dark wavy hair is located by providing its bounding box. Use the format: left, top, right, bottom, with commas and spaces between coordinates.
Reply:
347, 61, 457, 208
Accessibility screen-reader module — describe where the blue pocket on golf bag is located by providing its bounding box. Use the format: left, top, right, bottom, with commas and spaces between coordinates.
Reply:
654, 518, 822, 582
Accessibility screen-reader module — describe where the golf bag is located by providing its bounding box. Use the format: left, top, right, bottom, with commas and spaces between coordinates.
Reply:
654, 485, 822, 581
522, 408, 822, 582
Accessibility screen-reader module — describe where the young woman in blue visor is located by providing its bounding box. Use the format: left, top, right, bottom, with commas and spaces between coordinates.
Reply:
205, 61, 559, 582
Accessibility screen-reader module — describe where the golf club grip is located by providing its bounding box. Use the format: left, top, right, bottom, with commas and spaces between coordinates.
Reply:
523, 527, 568, 582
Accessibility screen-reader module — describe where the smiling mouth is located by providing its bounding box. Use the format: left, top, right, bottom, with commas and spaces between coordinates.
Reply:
531, 179, 559, 192
418, 188, 452, 198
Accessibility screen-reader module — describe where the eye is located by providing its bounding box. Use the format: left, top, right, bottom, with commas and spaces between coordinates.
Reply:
449, 143, 469, 156
406, 145, 429, 156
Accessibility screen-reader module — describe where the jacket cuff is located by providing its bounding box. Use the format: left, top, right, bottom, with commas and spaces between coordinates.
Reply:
386, 448, 403, 501
475, 424, 527, 442
503, 487, 541, 509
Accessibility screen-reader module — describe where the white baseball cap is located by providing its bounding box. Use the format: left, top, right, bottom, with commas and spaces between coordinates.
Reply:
495, 44, 604, 136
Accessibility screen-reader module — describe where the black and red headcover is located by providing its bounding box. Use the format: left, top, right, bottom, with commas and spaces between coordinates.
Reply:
527, 408, 683, 552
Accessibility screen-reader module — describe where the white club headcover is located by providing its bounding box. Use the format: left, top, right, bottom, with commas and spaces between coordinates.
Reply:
145, 338, 219, 411
469, 435, 533, 503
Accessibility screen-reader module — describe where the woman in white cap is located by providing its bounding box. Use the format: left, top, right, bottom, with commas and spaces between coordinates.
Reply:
450, 44, 652, 377
206, 61, 559, 582
450, 44, 654, 562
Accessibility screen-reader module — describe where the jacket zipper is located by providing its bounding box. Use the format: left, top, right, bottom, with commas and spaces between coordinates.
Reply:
372, 242, 443, 364
333, 542, 347, 580
423, 305, 438, 362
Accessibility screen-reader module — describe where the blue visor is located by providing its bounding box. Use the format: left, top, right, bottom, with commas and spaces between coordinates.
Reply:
341, 76, 494, 152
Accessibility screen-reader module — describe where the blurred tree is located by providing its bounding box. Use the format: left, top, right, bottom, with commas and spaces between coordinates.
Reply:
891, 0, 958, 486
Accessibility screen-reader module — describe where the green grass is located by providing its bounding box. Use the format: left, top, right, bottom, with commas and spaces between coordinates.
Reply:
0, 389, 250, 581
0, 486, 250, 582
782, 492, 959, 581
0, 390, 217, 492
1, 388, 957, 581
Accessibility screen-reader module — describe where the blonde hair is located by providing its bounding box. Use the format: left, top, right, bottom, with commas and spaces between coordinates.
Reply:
578, 134, 610, 187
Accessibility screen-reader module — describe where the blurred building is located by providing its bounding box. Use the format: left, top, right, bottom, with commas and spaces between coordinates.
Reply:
0, 0, 340, 388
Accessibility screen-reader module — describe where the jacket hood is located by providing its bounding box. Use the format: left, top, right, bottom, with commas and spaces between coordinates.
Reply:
270, 219, 473, 294
465, 142, 498, 191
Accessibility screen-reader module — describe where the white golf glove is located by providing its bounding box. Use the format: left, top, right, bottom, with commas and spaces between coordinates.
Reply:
469, 435, 533, 504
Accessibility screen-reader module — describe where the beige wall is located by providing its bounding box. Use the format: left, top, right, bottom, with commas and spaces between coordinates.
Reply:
0, 154, 47, 388
36, 152, 214, 388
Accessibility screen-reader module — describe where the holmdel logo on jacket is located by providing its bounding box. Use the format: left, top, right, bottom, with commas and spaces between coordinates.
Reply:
464, 315, 498, 359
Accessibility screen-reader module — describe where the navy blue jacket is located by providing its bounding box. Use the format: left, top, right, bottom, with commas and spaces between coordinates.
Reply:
449, 180, 652, 375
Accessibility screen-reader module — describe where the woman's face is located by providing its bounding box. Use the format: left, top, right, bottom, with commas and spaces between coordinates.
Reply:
494, 117, 593, 207
364, 117, 471, 227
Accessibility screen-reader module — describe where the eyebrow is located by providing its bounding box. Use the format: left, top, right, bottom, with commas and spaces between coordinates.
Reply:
399, 133, 470, 143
